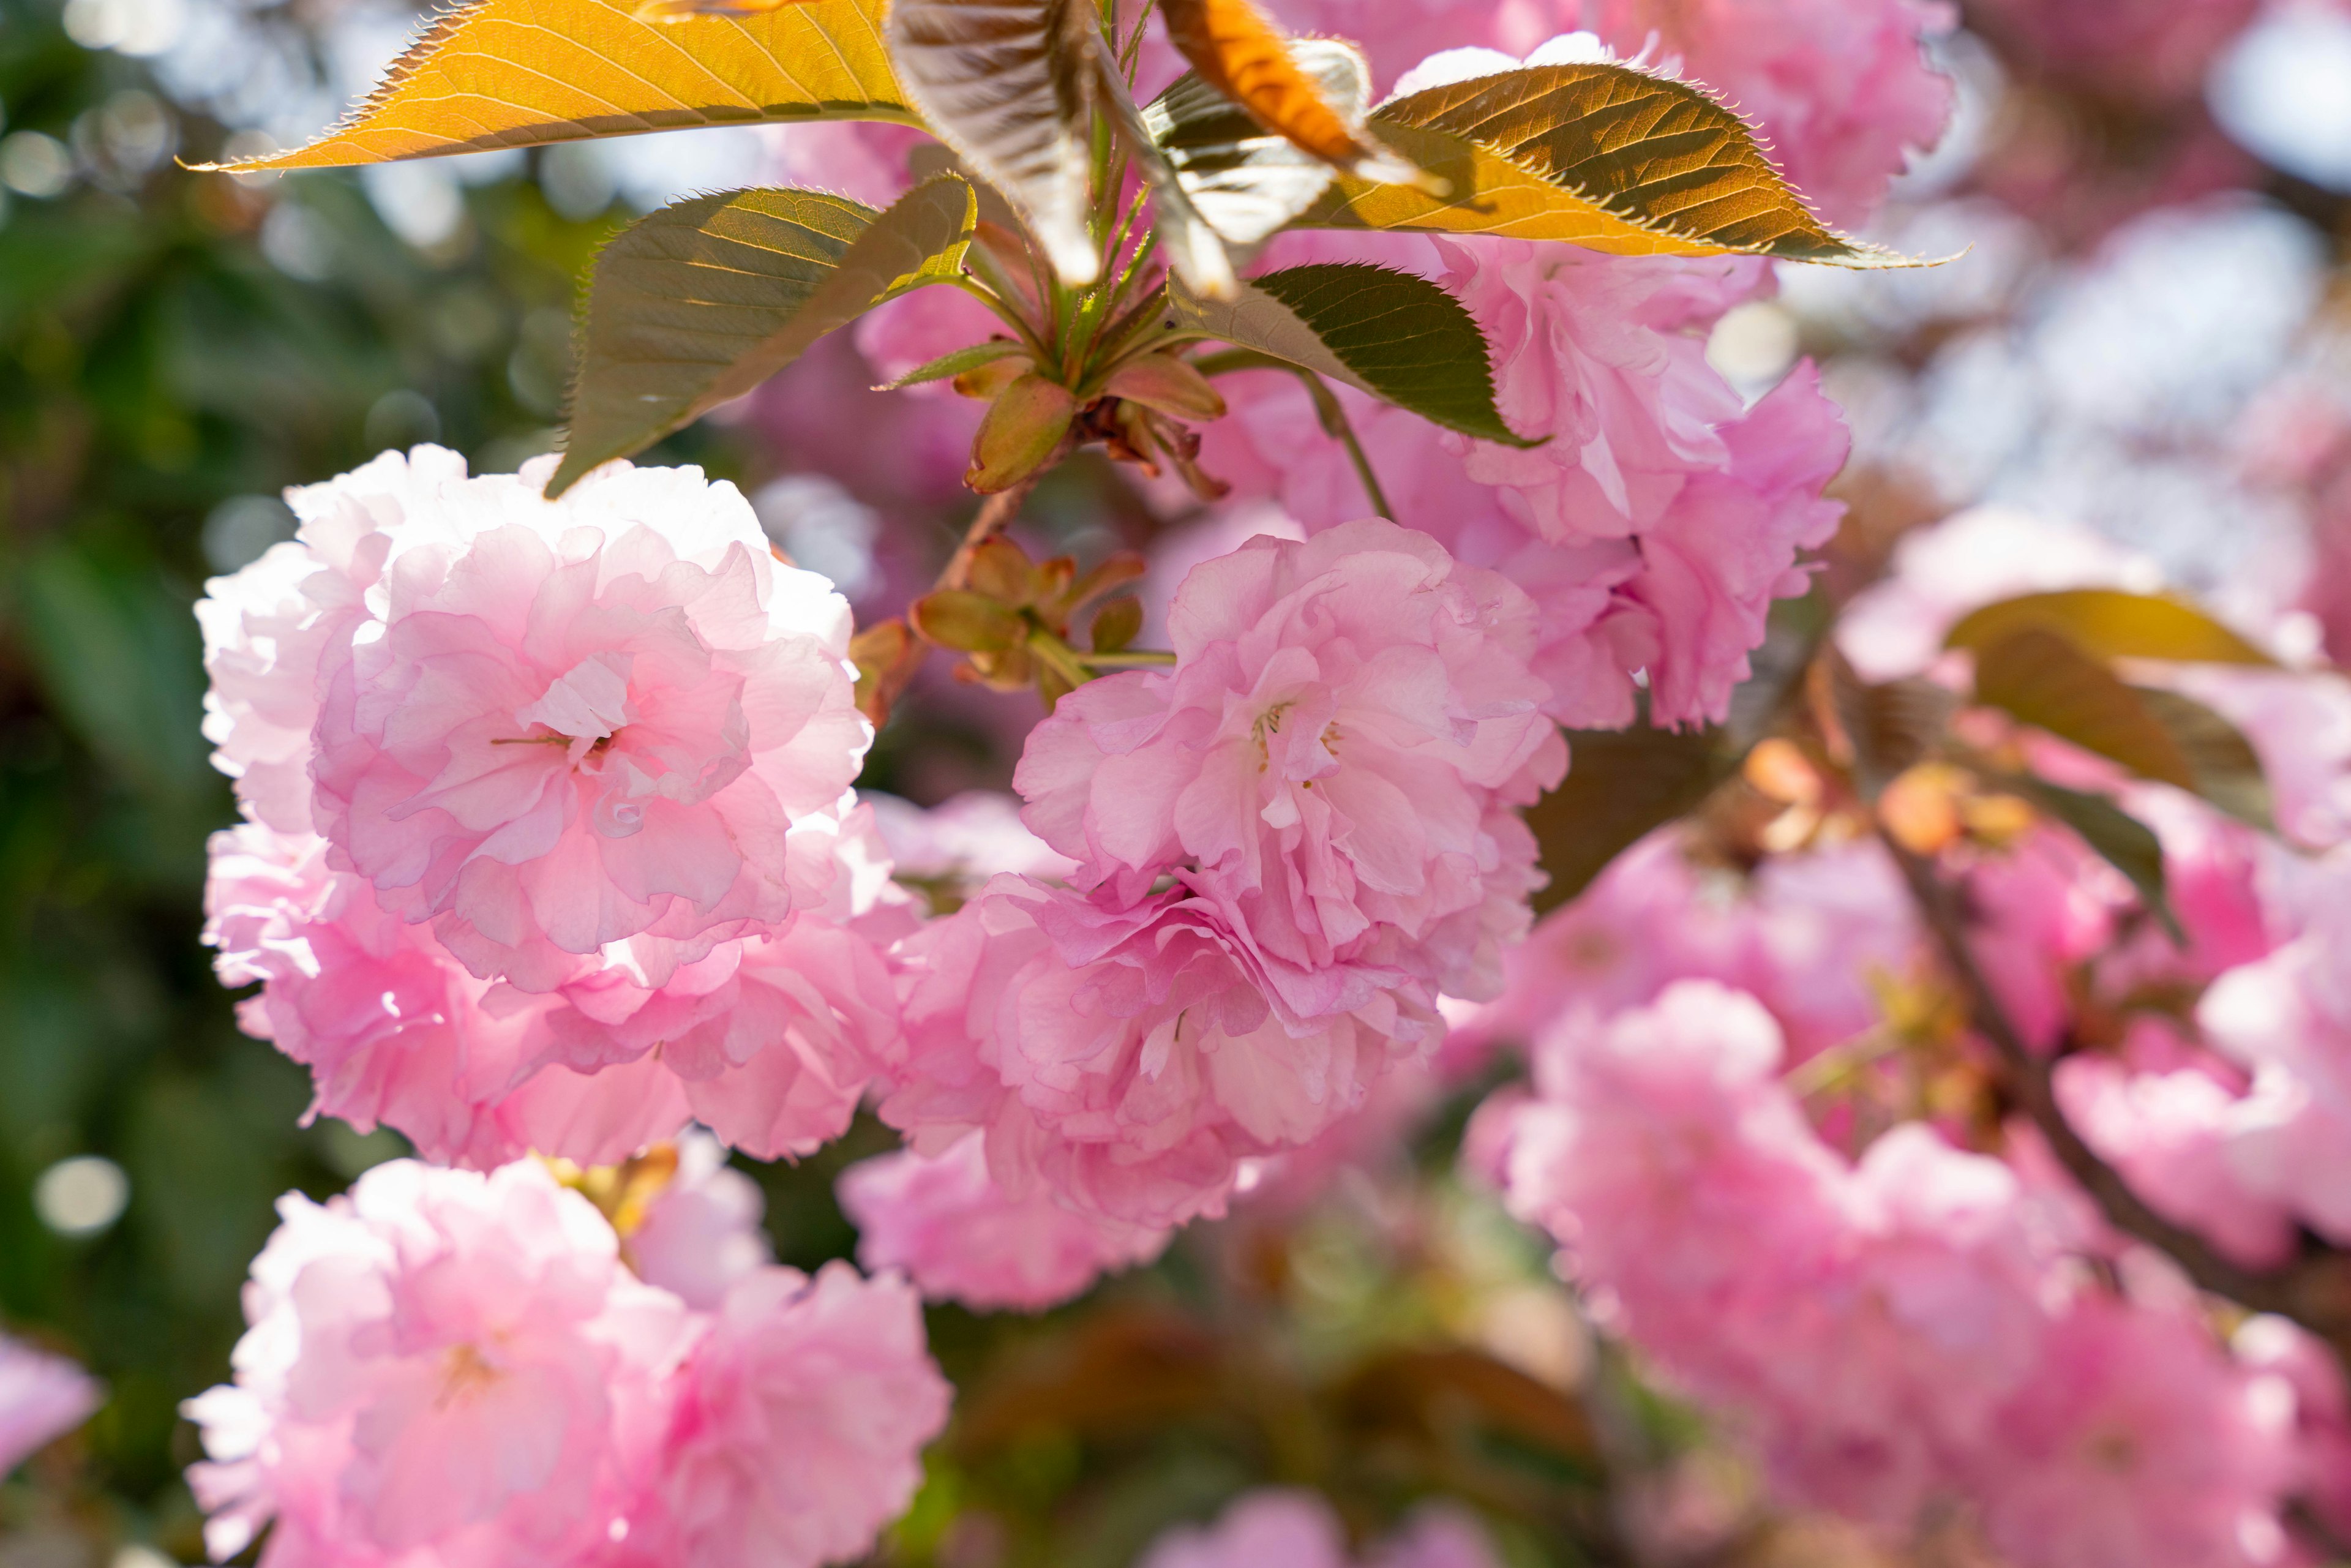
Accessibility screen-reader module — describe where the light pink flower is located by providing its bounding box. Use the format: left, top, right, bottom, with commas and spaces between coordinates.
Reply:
1457, 828, 1921, 1070
863, 789, 1079, 890
1974, 1296, 2296, 1568
625, 1134, 773, 1312
1016, 520, 1564, 1008
1137, 1489, 1505, 1568
630, 1264, 950, 1568
182, 1159, 696, 1567
1200, 242, 1847, 728
225, 449, 872, 992
838, 1135, 1169, 1311
0, 1334, 99, 1476
208, 804, 908, 1169
883, 874, 1428, 1228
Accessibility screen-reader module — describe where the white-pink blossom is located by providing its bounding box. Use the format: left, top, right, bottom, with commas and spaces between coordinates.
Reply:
0, 1334, 99, 1476
838, 1135, 1169, 1311
182, 1159, 696, 1566
195, 448, 872, 992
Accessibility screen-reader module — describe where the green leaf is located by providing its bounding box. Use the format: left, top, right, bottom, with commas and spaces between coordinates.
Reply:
2131, 686, 2276, 831
553, 177, 976, 495
1524, 722, 1727, 913
200, 0, 913, 171
1294, 64, 1916, 268
1168, 262, 1537, 445
1946, 590, 2276, 667
876, 339, 1027, 391
1971, 628, 2195, 791
2009, 775, 2184, 945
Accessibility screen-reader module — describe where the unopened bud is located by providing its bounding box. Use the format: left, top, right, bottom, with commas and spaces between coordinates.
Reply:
967, 375, 1078, 493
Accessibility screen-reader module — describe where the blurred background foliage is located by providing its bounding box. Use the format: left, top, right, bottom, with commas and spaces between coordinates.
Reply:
4, 0, 2350, 1558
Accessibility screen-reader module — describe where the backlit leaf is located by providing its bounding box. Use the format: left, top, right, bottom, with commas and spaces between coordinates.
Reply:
198, 0, 911, 171
876, 338, 1028, 391
2132, 686, 2276, 831
2009, 775, 2183, 944
1157, 0, 1425, 187
1526, 723, 1728, 913
1971, 628, 2194, 790
1946, 590, 2276, 667
1296, 64, 1914, 266
887, 0, 1099, 285
1168, 262, 1535, 445
1142, 38, 1374, 247
553, 178, 976, 495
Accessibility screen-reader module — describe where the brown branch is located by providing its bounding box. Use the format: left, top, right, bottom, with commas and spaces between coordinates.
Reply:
940, 460, 1053, 591
1881, 832, 2351, 1360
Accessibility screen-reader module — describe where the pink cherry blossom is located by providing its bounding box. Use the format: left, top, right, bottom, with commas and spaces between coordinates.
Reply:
1199, 241, 1847, 728
182, 1158, 697, 1567
628, 1263, 950, 1568
208, 787, 910, 1169
1138, 1489, 1504, 1568
1973, 1296, 2296, 1568
211, 449, 872, 992
838, 1135, 1169, 1310
863, 789, 1079, 890
624, 1135, 773, 1311
883, 874, 1429, 1228
0, 1334, 99, 1476
1016, 520, 1564, 1008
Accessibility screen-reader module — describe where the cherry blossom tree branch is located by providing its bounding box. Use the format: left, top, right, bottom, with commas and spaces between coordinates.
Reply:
1880, 832, 2351, 1363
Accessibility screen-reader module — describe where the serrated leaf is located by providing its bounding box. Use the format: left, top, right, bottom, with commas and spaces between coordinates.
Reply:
878, 339, 1028, 391
1168, 262, 1535, 445
1526, 724, 1727, 913
554, 178, 976, 495
198, 0, 911, 171
1972, 628, 2195, 792
2131, 686, 2276, 831
1157, 0, 1422, 187
887, 0, 1099, 285
1295, 64, 1914, 267
1946, 590, 2276, 668
1142, 37, 1371, 248
2010, 775, 2184, 945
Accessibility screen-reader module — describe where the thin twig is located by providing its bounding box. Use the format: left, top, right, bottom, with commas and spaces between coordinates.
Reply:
942, 462, 1054, 591
1881, 830, 2351, 1361
1294, 370, 1396, 522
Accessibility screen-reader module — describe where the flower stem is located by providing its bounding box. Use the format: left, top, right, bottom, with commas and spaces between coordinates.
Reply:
1295, 370, 1397, 523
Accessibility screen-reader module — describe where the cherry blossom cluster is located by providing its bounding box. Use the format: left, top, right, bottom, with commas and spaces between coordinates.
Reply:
182, 1144, 948, 1568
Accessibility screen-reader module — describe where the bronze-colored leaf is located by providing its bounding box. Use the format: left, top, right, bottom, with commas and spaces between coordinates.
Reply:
198, 0, 910, 171
553, 178, 976, 495
2132, 685, 2276, 831
1297, 64, 1917, 267
887, 0, 1100, 285
1971, 628, 2194, 791
1946, 590, 2276, 668
1525, 722, 1728, 913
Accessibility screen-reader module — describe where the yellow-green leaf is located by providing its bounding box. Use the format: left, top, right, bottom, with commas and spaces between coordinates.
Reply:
553, 178, 975, 495
198, 0, 910, 172
1169, 261, 1535, 445
1296, 64, 1914, 266
1946, 590, 2276, 668
1971, 628, 2195, 790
